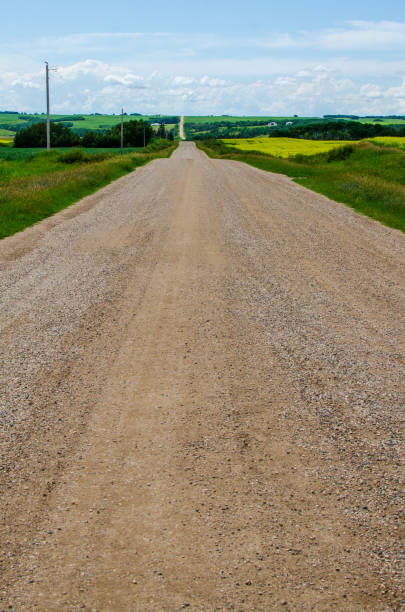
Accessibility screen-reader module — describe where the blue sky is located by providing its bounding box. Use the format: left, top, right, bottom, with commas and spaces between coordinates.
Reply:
1, 0, 405, 115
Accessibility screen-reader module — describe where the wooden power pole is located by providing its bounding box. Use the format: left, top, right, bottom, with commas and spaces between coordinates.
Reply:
120, 108, 124, 155
45, 62, 50, 151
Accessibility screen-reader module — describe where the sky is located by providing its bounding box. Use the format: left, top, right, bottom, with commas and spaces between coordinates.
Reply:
1, 0, 405, 116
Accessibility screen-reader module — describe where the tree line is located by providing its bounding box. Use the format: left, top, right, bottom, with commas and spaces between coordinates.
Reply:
189, 120, 405, 141
269, 120, 405, 140
13, 120, 175, 148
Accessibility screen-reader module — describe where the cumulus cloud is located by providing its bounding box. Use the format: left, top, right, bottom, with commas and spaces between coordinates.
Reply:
173, 76, 197, 86
10, 78, 40, 89
104, 74, 145, 88
1, 58, 405, 116
1, 21, 405, 114
199, 76, 232, 88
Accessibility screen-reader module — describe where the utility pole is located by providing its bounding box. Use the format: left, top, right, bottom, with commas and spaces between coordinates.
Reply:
120, 107, 124, 156
143, 124, 146, 148
45, 62, 56, 151
45, 62, 50, 151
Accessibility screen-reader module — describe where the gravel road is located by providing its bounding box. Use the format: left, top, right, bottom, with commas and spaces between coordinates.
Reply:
0, 142, 404, 611
179, 116, 185, 140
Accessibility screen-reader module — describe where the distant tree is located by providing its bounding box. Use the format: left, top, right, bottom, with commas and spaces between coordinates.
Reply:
157, 122, 166, 139
81, 119, 153, 148
14, 121, 80, 147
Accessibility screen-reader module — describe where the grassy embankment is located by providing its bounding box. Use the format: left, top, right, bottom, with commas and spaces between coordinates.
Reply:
368, 136, 405, 151
0, 140, 177, 239
197, 138, 405, 232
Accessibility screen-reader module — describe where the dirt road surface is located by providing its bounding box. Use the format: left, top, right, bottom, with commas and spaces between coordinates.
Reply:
1, 142, 404, 611
179, 117, 185, 140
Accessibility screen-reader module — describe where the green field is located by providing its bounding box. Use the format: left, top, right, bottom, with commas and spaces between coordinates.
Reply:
186, 115, 405, 126
184, 116, 322, 140
185, 115, 304, 124
0, 113, 179, 140
0, 128, 14, 142
222, 137, 356, 157
349, 118, 405, 126
184, 115, 405, 141
198, 139, 405, 233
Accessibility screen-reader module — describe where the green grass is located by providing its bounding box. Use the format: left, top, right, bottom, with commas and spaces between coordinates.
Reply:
0, 140, 177, 239
0, 146, 145, 161
0, 147, 151, 181
185, 115, 307, 124
198, 139, 405, 233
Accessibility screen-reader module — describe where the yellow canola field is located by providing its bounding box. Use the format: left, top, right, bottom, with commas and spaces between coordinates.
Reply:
367, 137, 405, 150
221, 137, 356, 158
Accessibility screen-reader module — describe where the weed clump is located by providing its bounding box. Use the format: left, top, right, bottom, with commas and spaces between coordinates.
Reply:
56, 149, 111, 164
292, 145, 354, 164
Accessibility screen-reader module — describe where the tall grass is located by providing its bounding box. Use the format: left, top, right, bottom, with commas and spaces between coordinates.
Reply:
0, 141, 177, 239
198, 139, 405, 232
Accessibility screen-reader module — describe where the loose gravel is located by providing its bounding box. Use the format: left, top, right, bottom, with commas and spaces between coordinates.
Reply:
0, 142, 404, 611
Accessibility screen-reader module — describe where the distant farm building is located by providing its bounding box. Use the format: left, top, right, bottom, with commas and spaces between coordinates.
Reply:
268, 122, 278, 127
286, 121, 293, 126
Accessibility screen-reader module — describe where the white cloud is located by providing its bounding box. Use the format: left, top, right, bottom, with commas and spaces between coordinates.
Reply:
1, 58, 405, 115
10, 78, 40, 89
104, 74, 145, 88
1, 22, 405, 114
173, 76, 197, 86
199, 76, 232, 88
319, 21, 405, 50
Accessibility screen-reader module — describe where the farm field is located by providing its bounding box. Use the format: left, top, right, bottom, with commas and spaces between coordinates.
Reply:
0, 128, 14, 143
351, 118, 405, 125
184, 115, 405, 140
368, 136, 405, 150
184, 117, 325, 140
185, 115, 305, 124
0, 113, 179, 137
221, 136, 356, 157
221, 135, 405, 157
185, 115, 405, 126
